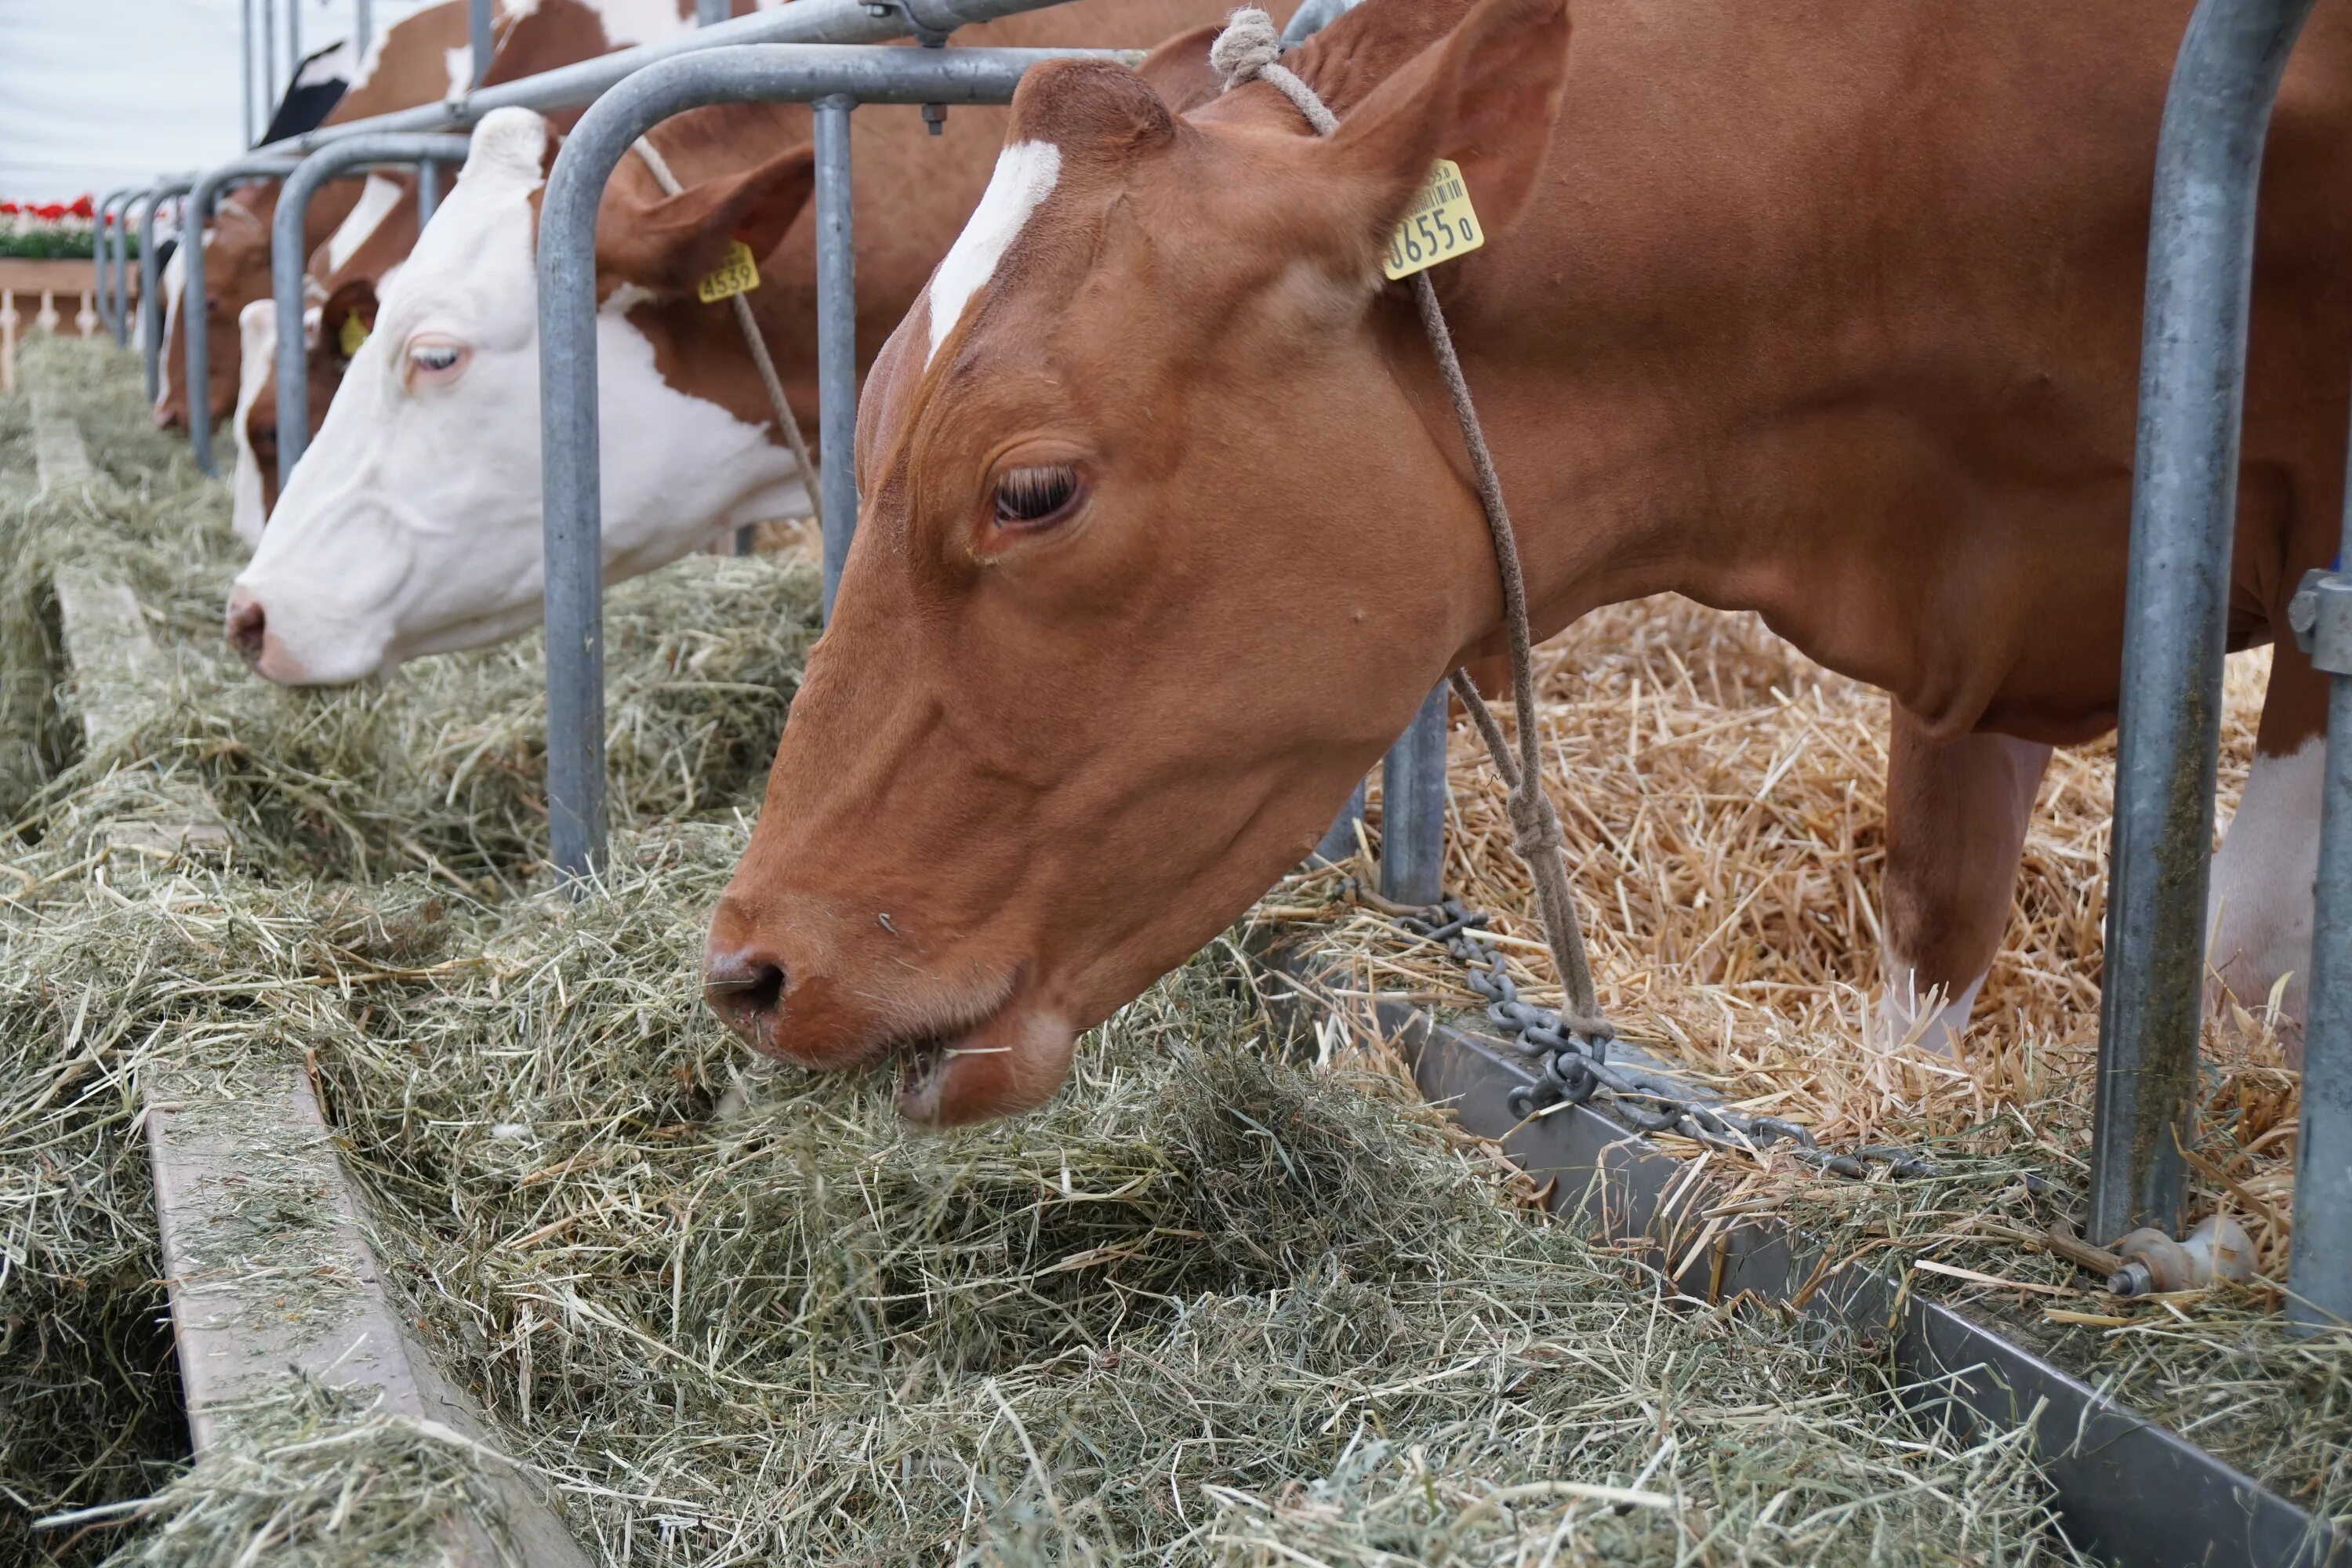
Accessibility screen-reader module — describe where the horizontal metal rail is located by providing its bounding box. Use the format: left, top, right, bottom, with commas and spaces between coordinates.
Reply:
2092, 0, 2320, 1244
139, 177, 196, 408
183, 155, 303, 476
537, 40, 1132, 879
248, 0, 1101, 158
269, 133, 474, 485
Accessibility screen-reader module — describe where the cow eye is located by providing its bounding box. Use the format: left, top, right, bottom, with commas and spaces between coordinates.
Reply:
404, 336, 469, 387
992, 465, 1079, 528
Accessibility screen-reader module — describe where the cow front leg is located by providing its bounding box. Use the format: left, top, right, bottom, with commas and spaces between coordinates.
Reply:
1876, 704, 2052, 1053
2208, 642, 2328, 1057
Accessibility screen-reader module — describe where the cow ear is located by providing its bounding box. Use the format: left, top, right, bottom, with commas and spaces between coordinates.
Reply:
1312, 0, 1570, 263
1134, 22, 1228, 114
597, 143, 816, 296
320, 278, 379, 365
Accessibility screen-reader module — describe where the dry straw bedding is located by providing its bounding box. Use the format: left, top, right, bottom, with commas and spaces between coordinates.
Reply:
1270, 593, 2350, 1519
0, 338, 2112, 1564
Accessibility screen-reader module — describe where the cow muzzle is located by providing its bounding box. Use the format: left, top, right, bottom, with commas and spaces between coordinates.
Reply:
701, 897, 1073, 1127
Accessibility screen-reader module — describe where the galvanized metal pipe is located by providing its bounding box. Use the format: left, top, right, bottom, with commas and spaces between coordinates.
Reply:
416, 158, 441, 226
242, 0, 258, 147
537, 41, 1129, 880
270, 134, 474, 485
113, 190, 144, 346
184, 156, 303, 476
2287, 430, 2352, 1330
92, 189, 133, 339
355, 0, 372, 59
288, 0, 302, 82
1379, 684, 1450, 906
695, 0, 731, 22
140, 177, 195, 408
812, 93, 858, 618
2092, 0, 2319, 1244
249, 0, 1089, 158
262, 0, 278, 119
470, 0, 492, 86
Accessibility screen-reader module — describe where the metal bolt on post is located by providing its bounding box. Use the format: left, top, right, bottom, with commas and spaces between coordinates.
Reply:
2089, 0, 2319, 1245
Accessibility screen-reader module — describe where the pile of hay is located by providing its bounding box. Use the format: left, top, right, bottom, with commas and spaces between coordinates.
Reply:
1272, 593, 2351, 1515
2, 338, 2097, 1564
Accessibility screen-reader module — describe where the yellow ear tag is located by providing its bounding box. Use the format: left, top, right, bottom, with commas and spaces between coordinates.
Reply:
337, 311, 369, 358
697, 240, 761, 303
1382, 158, 1484, 281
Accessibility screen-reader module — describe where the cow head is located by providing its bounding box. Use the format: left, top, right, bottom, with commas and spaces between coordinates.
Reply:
226, 107, 814, 685
703, 0, 1573, 1124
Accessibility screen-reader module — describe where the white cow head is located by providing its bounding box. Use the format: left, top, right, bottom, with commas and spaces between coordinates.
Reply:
227, 107, 815, 685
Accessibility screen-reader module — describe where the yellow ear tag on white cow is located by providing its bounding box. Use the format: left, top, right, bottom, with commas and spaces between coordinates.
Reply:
337, 312, 368, 358
1382, 158, 1484, 281
697, 240, 760, 303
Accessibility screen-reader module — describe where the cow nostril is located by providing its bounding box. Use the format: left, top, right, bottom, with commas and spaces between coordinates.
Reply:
225, 596, 266, 662
702, 949, 786, 1042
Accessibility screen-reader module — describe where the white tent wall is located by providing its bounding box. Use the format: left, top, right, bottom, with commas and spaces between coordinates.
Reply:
0, 0, 439, 201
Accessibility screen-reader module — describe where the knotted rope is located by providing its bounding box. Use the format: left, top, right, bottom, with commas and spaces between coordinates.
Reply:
629, 136, 820, 506
1215, 8, 1610, 1040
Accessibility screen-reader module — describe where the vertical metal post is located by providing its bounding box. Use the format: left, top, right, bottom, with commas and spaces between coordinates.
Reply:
416, 160, 441, 227
355, 0, 372, 59
140, 179, 193, 408
813, 93, 858, 620
187, 160, 299, 477
271, 136, 474, 484
1380, 684, 1449, 906
2091, 0, 2319, 1245
471, 0, 493, 85
107, 192, 136, 347
288, 0, 301, 83
92, 191, 127, 339
242, 0, 258, 147
1315, 780, 1367, 866
695, 0, 731, 21
2287, 441, 2352, 1328
261, 0, 278, 119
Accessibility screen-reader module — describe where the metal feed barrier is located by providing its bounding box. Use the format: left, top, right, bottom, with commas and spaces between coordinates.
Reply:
180, 155, 302, 476
266, 134, 475, 484
534, 40, 1139, 877
136, 178, 194, 407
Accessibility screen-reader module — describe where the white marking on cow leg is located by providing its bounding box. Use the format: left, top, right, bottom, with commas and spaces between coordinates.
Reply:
230, 300, 274, 543
324, 175, 404, 274
1873, 960, 1987, 1058
927, 141, 1060, 365
2209, 735, 2324, 1029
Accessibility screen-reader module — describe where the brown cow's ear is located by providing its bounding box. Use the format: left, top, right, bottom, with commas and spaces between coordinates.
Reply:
1314, 0, 1570, 260
1134, 22, 1229, 114
319, 278, 379, 365
597, 143, 816, 296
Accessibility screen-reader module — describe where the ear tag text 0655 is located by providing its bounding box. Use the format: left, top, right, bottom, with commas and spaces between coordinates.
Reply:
697, 240, 761, 303
337, 312, 369, 359
1383, 159, 1483, 281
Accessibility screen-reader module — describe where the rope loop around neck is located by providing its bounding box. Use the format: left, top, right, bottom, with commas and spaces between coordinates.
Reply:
1207, 7, 1611, 1037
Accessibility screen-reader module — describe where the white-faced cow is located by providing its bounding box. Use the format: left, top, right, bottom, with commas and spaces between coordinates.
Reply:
225, 0, 1238, 682
699, 0, 2352, 1123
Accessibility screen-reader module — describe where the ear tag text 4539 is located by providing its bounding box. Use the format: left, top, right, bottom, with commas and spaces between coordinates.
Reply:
698, 240, 761, 303
1383, 159, 1483, 281
337, 312, 369, 358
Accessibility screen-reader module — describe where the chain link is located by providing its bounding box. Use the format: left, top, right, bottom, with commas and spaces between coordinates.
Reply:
1365, 891, 1940, 1181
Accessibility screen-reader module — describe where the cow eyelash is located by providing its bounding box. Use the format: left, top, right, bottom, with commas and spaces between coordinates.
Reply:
409, 345, 461, 373
992, 465, 1079, 528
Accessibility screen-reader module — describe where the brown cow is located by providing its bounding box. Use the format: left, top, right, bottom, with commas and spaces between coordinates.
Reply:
158, 0, 499, 433
703, 0, 2352, 1123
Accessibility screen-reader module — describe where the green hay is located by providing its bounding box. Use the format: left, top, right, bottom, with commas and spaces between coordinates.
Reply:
0, 337, 2100, 1565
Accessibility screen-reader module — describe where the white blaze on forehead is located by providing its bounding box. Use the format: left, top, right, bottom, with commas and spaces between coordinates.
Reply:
927, 140, 1060, 365
324, 175, 404, 275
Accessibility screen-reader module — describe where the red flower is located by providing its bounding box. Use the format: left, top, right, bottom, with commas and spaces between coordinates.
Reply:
0, 201, 17, 216
69, 194, 93, 218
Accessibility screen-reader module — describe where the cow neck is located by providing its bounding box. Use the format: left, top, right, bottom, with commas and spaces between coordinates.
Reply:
626, 136, 819, 493
1210, 9, 1609, 1041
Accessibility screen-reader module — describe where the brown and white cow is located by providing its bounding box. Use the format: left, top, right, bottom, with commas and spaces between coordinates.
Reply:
225, 0, 1243, 682
700, 0, 2352, 1123
158, 0, 500, 434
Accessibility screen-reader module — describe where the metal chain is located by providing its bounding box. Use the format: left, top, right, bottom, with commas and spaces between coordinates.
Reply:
1360, 891, 1940, 1181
